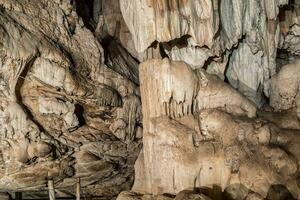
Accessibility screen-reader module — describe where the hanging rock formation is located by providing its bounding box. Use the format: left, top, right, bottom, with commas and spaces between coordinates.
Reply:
117, 0, 300, 200
0, 0, 141, 198
0, 0, 299, 200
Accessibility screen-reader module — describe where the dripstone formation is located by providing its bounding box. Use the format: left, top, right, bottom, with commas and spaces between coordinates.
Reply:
0, 0, 299, 200
0, 0, 141, 198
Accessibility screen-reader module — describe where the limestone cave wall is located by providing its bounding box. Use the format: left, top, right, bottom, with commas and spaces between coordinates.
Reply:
0, 0, 299, 199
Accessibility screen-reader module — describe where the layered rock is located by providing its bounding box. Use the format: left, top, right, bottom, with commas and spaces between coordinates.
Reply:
0, 0, 300, 199
0, 0, 142, 198
123, 59, 299, 200
120, 0, 290, 106
120, 0, 218, 53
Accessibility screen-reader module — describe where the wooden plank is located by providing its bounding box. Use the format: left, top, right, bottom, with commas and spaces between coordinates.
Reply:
76, 178, 80, 200
48, 180, 56, 200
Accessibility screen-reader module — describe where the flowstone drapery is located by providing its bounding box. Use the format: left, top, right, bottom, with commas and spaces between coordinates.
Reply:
0, 0, 141, 198
0, 0, 300, 199
120, 59, 299, 200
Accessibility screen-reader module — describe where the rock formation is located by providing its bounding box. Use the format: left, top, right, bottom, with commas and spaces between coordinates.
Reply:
0, 0, 141, 198
0, 0, 299, 199
129, 58, 299, 200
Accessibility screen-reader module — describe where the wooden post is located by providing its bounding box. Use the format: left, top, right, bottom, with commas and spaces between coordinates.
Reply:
48, 179, 56, 200
76, 178, 81, 200
15, 192, 22, 200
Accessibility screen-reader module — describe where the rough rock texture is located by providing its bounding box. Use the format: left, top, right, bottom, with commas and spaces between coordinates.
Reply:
279, 2, 300, 55
120, 0, 289, 107
1, 0, 300, 200
131, 59, 299, 200
270, 59, 300, 118
120, 0, 218, 53
0, 0, 141, 198
117, 190, 212, 200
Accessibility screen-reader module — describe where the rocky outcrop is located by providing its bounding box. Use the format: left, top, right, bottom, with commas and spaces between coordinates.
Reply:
130, 59, 299, 200
0, 0, 141, 198
0, 0, 300, 199
120, 0, 289, 107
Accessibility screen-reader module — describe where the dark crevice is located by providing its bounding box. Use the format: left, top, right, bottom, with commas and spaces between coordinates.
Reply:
266, 184, 296, 200
100, 34, 114, 63
213, 0, 222, 40
202, 56, 215, 71
159, 42, 169, 58
223, 52, 231, 84
278, 0, 297, 27
276, 48, 294, 72
0, 5, 4, 12
101, 35, 140, 85
161, 35, 191, 51
74, 104, 86, 127
279, 0, 296, 18
223, 35, 247, 84
75, 0, 95, 31
100, 34, 114, 49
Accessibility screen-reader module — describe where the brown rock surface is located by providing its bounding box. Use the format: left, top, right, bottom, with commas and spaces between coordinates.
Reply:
0, 0, 300, 199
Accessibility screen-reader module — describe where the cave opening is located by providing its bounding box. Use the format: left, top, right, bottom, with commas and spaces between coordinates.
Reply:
74, 0, 97, 31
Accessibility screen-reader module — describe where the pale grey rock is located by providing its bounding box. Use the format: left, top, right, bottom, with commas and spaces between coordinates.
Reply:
206, 51, 230, 80
100, 0, 162, 62
226, 42, 265, 107
163, 37, 213, 69
93, 0, 102, 23
120, 0, 218, 53
120, 0, 288, 105
224, 0, 283, 106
